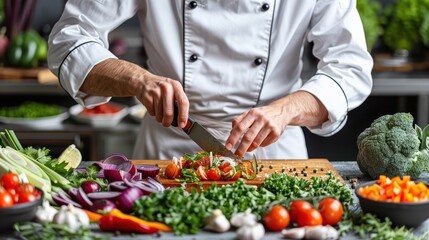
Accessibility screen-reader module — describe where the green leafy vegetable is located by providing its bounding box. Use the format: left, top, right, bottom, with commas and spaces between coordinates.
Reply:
356, 0, 383, 51
0, 101, 63, 118
382, 0, 429, 51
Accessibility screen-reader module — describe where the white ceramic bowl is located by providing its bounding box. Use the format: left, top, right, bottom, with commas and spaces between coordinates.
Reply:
69, 103, 129, 128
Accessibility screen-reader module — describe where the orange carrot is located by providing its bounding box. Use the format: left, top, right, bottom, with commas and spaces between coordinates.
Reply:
358, 175, 429, 203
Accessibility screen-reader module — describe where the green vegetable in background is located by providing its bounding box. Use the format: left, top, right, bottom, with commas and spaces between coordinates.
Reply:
0, 102, 62, 118
382, 0, 429, 51
6, 30, 47, 68
356, 112, 429, 179
356, 0, 383, 52
0, 0, 4, 26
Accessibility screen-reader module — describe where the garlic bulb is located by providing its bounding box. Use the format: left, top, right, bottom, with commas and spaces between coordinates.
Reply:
52, 204, 89, 231
204, 209, 231, 233
34, 201, 58, 223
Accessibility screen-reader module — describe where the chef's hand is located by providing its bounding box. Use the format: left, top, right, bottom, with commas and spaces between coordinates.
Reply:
83, 58, 189, 128
225, 91, 328, 157
137, 73, 189, 129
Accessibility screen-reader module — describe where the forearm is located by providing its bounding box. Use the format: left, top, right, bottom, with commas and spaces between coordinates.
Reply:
276, 90, 328, 127
81, 58, 160, 97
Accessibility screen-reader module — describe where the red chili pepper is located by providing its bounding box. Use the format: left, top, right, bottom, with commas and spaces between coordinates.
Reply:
99, 215, 159, 234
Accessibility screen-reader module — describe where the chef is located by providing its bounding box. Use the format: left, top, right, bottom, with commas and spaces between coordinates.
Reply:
48, 0, 373, 160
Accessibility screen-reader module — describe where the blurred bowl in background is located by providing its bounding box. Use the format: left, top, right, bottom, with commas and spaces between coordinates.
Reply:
69, 102, 129, 128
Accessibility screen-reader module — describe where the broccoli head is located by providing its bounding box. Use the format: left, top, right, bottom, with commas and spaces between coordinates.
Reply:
357, 112, 429, 179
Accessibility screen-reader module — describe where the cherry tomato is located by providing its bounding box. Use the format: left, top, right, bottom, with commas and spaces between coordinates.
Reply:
16, 183, 36, 194
230, 169, 241, 181
264, 205, 290, 231
318, 197, 344, 226
289, 200, 313, 223
0, 191, 14, 207
207, 168, 221, 181
165, 163, 181, 179
296, 208, 323, 227
197, 166, 208, 180
17, 191, 37, 204
218, 162, 231, 172
196, 156, 211, 168
1, 172, 20, 189
6, 188, 18, 203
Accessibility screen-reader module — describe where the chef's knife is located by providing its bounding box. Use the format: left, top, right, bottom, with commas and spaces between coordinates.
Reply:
172, 103, 238, 159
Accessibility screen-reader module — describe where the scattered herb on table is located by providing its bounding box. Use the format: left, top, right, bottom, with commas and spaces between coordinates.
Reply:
14, 222, 108, 240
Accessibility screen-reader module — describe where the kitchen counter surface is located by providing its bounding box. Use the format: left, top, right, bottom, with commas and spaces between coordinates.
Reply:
1, 161, 429, 240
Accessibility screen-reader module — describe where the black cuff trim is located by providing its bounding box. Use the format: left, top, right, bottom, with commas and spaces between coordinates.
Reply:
314, 73, 348, 109
57, 41, 98, 90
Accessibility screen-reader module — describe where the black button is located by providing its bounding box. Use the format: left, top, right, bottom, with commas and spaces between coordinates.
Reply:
189, 1, 198, 9
190, 54, 199, 62
261, 3, 270, 11
254, 58, 263, 66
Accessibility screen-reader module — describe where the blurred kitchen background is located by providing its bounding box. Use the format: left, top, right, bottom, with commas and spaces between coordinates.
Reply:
0, 0, 427, 161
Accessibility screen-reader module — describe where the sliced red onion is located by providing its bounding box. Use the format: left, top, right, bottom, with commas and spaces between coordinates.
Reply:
116, 161, 133, 173
80, 180, 102, 194
104, 169, 132, 182
76, 187, 94, 209
147, 177, 165, 192
93, 162, 119, 170
87, 191, 122, 202
90, 199, 117, 214
108, 181, 128, 192
133, 181, 159, 195
136, 164, 160, 179
123, 177, 136, 188
132, 172, 142, 181
103, 153, 129, 165
115, 187, 143, 213
68, 187, 79, 200
52, 192, 82, 208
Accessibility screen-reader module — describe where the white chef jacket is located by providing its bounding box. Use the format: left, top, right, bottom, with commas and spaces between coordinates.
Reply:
48, 0, 373, 160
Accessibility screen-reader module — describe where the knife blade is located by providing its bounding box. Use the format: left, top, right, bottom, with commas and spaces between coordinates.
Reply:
172, 103, 238, 159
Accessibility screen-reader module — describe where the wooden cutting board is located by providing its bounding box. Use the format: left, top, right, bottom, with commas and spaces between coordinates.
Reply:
132, 159, 344, 190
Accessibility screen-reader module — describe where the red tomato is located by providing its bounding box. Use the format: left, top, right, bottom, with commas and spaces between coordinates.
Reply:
17, 191, 37, 204
16, 183, 36, 194
296, 208, 323, 227
230, 170, 241, 181
318, 198, 344, 226
207, 168, 221, 181
197, 166, 208, 180
218, 162, 231, 172
165, 163, 181, 179
264, 205, 290, 231
289, 200, 313, 223
6, 188, 18, 203
197, 156, 211, 167
0, 191, 14, 207
1, 172, 20, 189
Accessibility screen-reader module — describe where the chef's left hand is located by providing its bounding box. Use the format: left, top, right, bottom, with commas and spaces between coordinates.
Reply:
225, 91, 328, 157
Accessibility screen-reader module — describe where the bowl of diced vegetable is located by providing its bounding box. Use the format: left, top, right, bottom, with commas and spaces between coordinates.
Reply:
69, 102, 129, 128
355, 175, 429, 227
0, 173, 44, 232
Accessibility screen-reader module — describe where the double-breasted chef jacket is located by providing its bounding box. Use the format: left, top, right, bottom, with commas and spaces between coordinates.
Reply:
48, 0, 373, 160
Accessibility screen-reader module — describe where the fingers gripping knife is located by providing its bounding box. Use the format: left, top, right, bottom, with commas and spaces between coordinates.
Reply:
171, 103, 238, 159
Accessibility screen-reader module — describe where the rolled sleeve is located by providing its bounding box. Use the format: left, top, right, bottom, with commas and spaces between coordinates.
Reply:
302, 0, 373, 136
300, 74, 348, 136
58, 42, 117, 107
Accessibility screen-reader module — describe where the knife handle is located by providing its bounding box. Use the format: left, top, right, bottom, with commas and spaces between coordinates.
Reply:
172, 102, 193, 132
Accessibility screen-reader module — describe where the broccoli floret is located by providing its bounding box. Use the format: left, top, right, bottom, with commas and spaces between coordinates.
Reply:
357, 112, 429, 179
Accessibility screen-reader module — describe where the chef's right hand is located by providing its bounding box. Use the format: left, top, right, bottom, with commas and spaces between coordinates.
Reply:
137, 73, 189, 128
